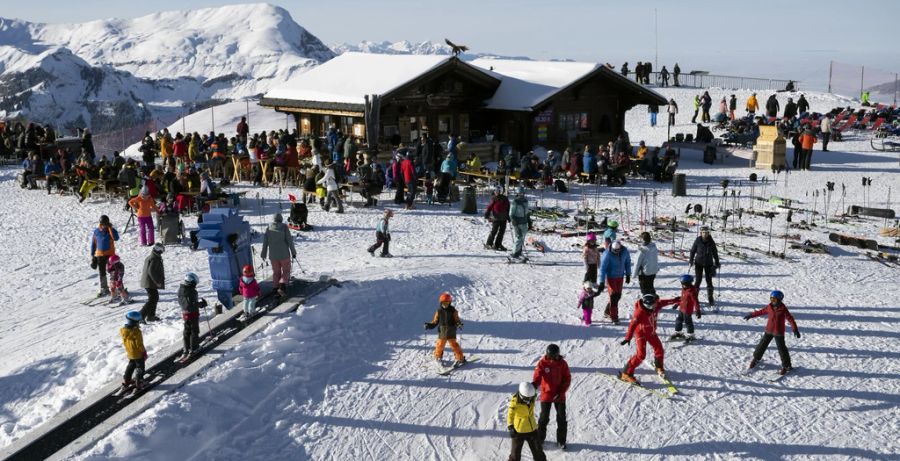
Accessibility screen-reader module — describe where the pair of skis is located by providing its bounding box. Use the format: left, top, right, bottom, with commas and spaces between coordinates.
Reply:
430, 356, 480, 376
600, 370, 679, 399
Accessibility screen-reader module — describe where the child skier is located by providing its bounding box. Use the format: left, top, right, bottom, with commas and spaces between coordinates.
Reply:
367, 209, 393, 258
239, 264, 260, 319
582, 233, 600, 282
532, 344, 571, 451
619, 293, 678, 383
177, 272, 207, 360
120, 311, 147, 390
106, 254, 131, 305
603, 219, 619, 249
669, 274, 701, 341
423, 292, 466, 367
744, 290, 800, 375
506, 382, 547, 461
576, 281, 601, 326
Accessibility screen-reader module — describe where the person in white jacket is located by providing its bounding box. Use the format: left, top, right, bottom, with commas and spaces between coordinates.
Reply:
634, 232, 659, 295
317, 161, 344, 213
820, 114, 832, 152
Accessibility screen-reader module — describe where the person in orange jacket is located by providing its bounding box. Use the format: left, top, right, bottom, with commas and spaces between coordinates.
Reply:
746, 93, 759, 115
129, 186, 159, 246
424, 292, 466, 367
619, 293, 678, 384
798, 129, 817, 171
531, 344, 571, 450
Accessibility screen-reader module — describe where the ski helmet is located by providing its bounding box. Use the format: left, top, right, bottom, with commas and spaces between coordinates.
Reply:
184, 272, 199, 285
152, 243, 165, 254
125, 311, 142, 323
514, 186, 525, 196
546, 343, 561, 359
108, 254, 120, 264
518, 381, 536, 399
608, 220, 619, 229
679, 274, 694, 284
583, 280, 598, 291
586, 233, 597, 243
640, 293, 659, 309
439, 292, 453, 304
242, 265, 255, 277
770, 290, 784, 301
494, 185, 504, 195
611, 241, 623, 253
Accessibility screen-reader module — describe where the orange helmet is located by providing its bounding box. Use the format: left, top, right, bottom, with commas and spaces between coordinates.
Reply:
242, 264, 255, 277
438, 292, 453, 304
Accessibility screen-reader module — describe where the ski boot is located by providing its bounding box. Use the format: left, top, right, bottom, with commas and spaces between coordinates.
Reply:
748, 358, 759, 369
453, 358, 467, 368
669, 332, 685, 341
380, 253, 393, 258
483, 243, 493, 250
494, 245, 508, 251
97, 289, 111, 298
654, 359, 666, 378
368, 248, 375, 256
685, 334, 696, 342
778, 366, 793, 375
618, 371, 639, 385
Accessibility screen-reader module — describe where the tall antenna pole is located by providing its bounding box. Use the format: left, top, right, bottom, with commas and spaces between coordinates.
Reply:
654, 8, 658, 69
827, 61, 833, 93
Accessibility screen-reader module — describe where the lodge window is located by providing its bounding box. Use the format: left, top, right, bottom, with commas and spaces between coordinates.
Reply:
558, 112, 589, 131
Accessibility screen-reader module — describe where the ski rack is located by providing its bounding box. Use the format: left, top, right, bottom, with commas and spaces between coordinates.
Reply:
1, 277, 339, 461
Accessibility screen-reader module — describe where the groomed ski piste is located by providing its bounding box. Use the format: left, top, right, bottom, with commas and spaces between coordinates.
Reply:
1, 87, 898, 460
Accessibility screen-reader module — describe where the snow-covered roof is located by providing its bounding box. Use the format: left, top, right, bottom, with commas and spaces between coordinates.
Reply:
470, 59, 601, 111
263, 52, 452, 105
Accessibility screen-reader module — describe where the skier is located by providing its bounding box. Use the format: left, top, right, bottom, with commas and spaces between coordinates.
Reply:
689, 226, 720, 306
129, 186, 159, 246
424, 292, 466, 367
618, 293, 678, 384
106, 254, 130, 305
90, 215, 120, 297
582, 233, 600, 282
120, 311, 147, 391
669, 274, 701, 341
577, 281, 601, 326
239, 265, 260, 319
261, 213, 297, 297
177, 272, 207, 360
484, 186, 510, 251
634, 231, 659, 295
532, 344, 571, 450
744, 290, 800, 375
599, 241, 631, 324
139, 243, 165, 322
509, 186, 530, 260
367, 209, 394, 258
506, 382, 547, 461
602, 219, 619, 249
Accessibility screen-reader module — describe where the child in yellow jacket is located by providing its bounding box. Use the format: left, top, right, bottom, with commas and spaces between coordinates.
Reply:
507, 382, 547, 460
120, 311, 147, 390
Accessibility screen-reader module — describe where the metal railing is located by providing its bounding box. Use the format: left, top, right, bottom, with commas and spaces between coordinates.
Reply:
623, 71, 798, 92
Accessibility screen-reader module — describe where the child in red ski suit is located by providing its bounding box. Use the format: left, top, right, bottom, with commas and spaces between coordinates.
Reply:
744, 290, 800, 374
669, 275, 700, 340
619, 293, 678, 383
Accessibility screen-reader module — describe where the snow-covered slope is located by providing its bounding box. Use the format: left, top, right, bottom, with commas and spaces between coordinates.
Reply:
0, 3, 334, 131
332, 39, 532, 61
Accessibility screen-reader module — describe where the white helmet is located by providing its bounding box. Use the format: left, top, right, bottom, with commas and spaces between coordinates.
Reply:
184, 272, 199, 285
611, 241, 623, 252
583, 281, 597, 291
518, 382, 536, 399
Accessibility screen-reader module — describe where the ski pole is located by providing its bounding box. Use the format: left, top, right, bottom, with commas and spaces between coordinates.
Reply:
292, 255, 307, 275
201, 299, 213, 338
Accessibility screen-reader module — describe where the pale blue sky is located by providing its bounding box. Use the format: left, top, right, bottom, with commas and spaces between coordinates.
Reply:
5, 0, 900, 90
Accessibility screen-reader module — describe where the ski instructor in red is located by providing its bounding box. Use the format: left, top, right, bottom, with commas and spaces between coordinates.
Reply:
619, 293, 678, 383
531, 344, 571, 451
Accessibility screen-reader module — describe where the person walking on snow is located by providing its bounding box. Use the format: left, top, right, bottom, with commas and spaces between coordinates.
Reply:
634, 232, 659, 295
177, 272, 206, 360
317, 161, 344, 213
106, 254, 130, 305
128, 186, 159, 246
690, 95, 700, 124
744, 290, 800, 375
582, 233, 600, 282
667, 98, 678, 126
729, 94, 737, 120
599, 241, 631, 324
484, 186, 510, 251
139, 243, 165, 322
746, 93, 759, 116
120, 311, 147, 390
669, 274, 701, 341
689, 226, 720, 306
367, 209, 393, 258
532, 344, 571, 450
90, 215, 120, 297
424, 292, 466, 367
618, 293, 679, 384
506, 382, 547, 461
577, 281, 601, 325
509, 186, 530, 259
765, 94, 780, 118
239, 265, 260, 319
261, 213, 297, 297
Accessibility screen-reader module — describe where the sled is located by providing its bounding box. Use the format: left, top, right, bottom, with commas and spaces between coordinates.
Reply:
870, 138, 900, 152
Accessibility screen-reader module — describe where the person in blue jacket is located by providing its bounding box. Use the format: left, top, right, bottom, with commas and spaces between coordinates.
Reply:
44, 156, 62, 194
90, 215, 120, 297
599, 240, 631, 324
582, 146, 597, 183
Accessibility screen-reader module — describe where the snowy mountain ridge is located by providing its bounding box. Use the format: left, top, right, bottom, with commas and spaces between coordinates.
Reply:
0, 3, 333, 131
331, 39, 533, 61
